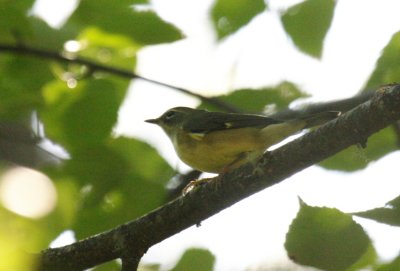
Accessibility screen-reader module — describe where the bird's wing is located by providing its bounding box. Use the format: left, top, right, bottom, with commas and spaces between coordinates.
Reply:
183, 112, 283, 134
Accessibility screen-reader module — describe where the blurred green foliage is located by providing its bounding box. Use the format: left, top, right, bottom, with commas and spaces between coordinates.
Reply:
320, 126, 398, 171
211, 0, 266, 40
199, 81, 308, 113
281, 0, 336, 58
366, 31, 400, 88
170, 248, 215, 271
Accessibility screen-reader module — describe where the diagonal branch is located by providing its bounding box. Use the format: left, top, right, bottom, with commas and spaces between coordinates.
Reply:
0, 43, 240, 113
38, 85, 400, 270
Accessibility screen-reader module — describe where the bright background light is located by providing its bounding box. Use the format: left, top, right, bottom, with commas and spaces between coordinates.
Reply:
0, 167, 57, 219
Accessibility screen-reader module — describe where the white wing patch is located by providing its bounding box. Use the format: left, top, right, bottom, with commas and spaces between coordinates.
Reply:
189, 132, 205, 141
224, 122, 233, 128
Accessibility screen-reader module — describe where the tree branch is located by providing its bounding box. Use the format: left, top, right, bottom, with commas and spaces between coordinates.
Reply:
0, 43, 385, 118
38, 85, 400, 270
0, 43, 240, 113
269, 90, 375, 120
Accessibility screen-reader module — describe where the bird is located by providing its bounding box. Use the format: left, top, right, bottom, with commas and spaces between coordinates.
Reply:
146, 107, 339, 174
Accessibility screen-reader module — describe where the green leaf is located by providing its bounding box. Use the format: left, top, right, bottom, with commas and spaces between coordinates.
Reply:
0, 207, 40, 270
200, 81, 308, 113
353, 195, 400, 226
41, 78, 125, 149
76, 26, 139, 70
388, 195, 400, 208
91, 260, 121, 271
285, 200, 372, 271
211, 0, 266, 40
71, 138, 174, 238
169, 248, 215, 271
139, 264, 160, 271
0, 172, 79, 267
346, 244, 377, 271
365, 31, 400, 88
66, 0, 183, 45
48, 178, 80, 228
319, 126, 398, 171
0, 55, 53, 119
29, 17, 73, 50
0, 0, 35, 43
110, 137, 174, 186
0, 3, 72, 48
377, 254, 400, 271
281, 0, 336, 58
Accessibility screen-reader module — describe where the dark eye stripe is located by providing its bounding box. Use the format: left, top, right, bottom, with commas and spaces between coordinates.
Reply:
164, 110, 177, 120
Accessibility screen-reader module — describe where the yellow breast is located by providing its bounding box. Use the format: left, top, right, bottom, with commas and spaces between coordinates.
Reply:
172, 121, 306, 173
173, 128, 266, 173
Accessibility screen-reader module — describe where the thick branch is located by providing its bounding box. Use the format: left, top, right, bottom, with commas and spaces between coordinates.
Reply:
0, 44, 239, 112
38, 85, 400, 270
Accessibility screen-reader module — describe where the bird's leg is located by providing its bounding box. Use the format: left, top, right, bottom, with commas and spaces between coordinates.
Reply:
182, 151, 265, 195
182, 177, 215, 195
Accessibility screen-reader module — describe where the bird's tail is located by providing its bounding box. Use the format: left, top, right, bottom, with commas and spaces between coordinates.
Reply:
301, 111, 341, 128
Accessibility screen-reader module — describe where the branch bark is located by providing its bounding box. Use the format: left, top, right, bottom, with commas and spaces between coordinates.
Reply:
38, 85, 400, 270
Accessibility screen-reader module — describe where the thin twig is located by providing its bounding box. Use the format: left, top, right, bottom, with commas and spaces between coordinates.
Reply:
0, 43, 241, 112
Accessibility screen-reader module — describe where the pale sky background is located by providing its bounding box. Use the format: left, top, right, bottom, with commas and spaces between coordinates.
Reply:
21, 0, 400, 270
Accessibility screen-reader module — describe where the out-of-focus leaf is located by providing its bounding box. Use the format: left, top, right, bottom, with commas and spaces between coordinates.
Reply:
200, 81, 308, 113
71, 138, 174, 238
0, 208, 37, 271
41, 78, 125, 149
169, 248, 215, 271
319, 126, 398, 171
353, 195, 400, 226
388, 195, 400, 208
91, 260, 121, 271
365, 31, 400, 88
0, 55, 53, 119
65, 145, 128, 201
346, 244, 377, 271
48, 178, 80, 228
138, 263, 160, 271
29, 17, 73, 50
285, 200, 372, 271
211, 0, 266, 40
281, 0, 336, 58
0, 182, 79, 270
66, 0, 183, 45
377, 254, 400, 271
110, 137, 174, 185
0, 162, 80, 271
0, 0, 34, 43
76, 27, 139, 70
0, 3, 72, 48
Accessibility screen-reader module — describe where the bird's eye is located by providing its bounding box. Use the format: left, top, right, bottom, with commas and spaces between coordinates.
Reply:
164, 110, 177, 120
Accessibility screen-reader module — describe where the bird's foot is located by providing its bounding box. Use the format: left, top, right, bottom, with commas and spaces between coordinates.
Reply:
182, 177, 214, 195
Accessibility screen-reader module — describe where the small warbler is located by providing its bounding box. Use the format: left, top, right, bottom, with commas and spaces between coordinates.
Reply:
146, 107, 339, 173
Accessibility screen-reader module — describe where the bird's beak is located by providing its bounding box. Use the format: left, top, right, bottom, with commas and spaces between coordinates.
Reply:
145, 118, 160, 125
